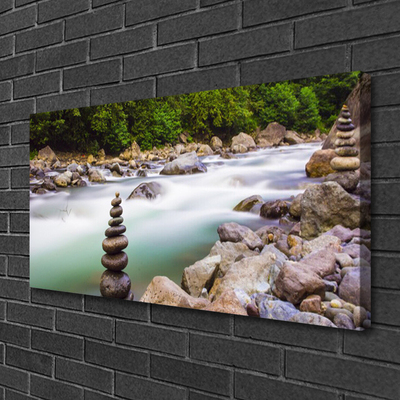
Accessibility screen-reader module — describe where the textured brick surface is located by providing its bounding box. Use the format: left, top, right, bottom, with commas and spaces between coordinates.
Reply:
16, 22, 63, 53
8, 302, 54, 329
0, 7, 35, 36
31, 375, 84, 400
6, 346, 53, 376
0, 54, 34, 81
38, 0, 90, 24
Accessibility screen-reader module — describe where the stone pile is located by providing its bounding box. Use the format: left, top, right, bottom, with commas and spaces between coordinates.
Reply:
100, 192, 133, 300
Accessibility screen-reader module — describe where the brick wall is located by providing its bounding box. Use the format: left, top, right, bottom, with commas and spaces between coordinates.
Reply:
1, 0, 400, 399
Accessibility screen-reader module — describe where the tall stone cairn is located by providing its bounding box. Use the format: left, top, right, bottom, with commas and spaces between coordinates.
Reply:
100, 192, 134, 300
330, 105, 360, 171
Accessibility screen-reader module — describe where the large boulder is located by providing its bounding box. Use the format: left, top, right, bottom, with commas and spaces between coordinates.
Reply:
256, 122, 286, 146
231, 132, 256, 151
298, 247, 337, 278
217, 222, 263, 251
205, 290, 247, 316
140, 276, 210, 309
181, 255, 220, 298
338, 267, 371, 311
233, 195, 264, 212
197, 144, 213, 157
305, 149, 336, 177
284, 130, 304, 145
119, 141, 141, 161
289, 194, 302, 218
300, 182, 362, 240
160, 152, 207, 175
210, 136, 223, 151
38, 146, 57, 164
127, 182, 162, 201
54, 173, 70, 187
324, 171, 359, 192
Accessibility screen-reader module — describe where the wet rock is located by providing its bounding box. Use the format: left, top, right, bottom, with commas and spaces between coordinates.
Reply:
205, 290, 247, 316
217, 222, 263, 251
197, 144, 213, 157
88, 168, 105, 183
256, 122, 286, 147
110, 206, 123, 218
233, 195, 264, 212
260, 200, 289, 219
210, 136, 223, 151
127, 181, 163, 201
160, 151, 207, 175
100, 270, 131, 298
289, 313, 336, 328
284, 130, 304, 145
231, 132, 256, 151
339, 267, 371, 311
305, 149, 336, 177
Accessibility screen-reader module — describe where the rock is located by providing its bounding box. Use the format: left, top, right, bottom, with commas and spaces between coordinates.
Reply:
363, 319, 371, 329
160, 152, 207, 175
289, 313, 336, 328
330, 299, 342, 308
88, 168, 106, 183
275, 237, 291, 258
98, 148, 105, 160
339, 267, 371, 311
127, 182, 162, 201
232, 143, 248, 154
335, 253, 354, 268
54, 173, 69, 188
324, 170, 359, 192
181, 255, 220, 298
289, 194, 302, 218
256, 122, 286, 146
330, 157, 360, 171
110, 206, 123, 218
120, 141, 141, 161
231, 132, 256, 151
335, 146, 359, 157
325, 307, 353, 321
38, 146, 57, 163
246, 303, 260, 317
137, 169, 147, 177
256, 225, 285, 244
256, 295, 299, 321
105, 225, 126, 237
197, 144, 213, 157
353, 258, 370, 268
284, 130, 304, 145
305, 149, 336, 177
260, 200, 289, 219
209, 252, 277, 299
87, 154, 95, 164
353, 306, 368, 328
334, 313, 356, 330
289, 222, 301, 236
100, 270, 131, 298
102, 235, 128, 255
67, 163, 79, 173
299, 247, 337, 278
301, 235, 341, 256
217, 222, 263, 251
233, 195, 264, 212
273, 261, 326, 305
185, 143, 198, 153
323, 225, 354, 243
42, 178, 56, 191
110, 163, 122, 175
140, 276, 210, 309
179, 132, 189, 144
210, 136, 223, 151
101, 252, 128, 271
300, 295, 322, 314
300, 182, 363, 239
205, 290, 247, 316
342, 244, 371, 263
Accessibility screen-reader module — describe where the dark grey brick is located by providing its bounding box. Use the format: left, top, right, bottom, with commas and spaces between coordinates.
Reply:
14, 71, 60, 99
31, 288, 83, 310
235, 315, 339, 352
0, 365, 28, 393
286, 350, 400, 399
0, 321, 30, 347
93, 0, 119, 7
244, 0, 347, 27
372, 182, 400, 216
0, 190, 28, 209
66, 5, 123, 41
201, 0, 227, 6
6, 346, 53, 376
11, 124, 29, 145
0, 278, 29, 301
10, 212, 28, 233
126, 0, 197, 26
84, 391, 115, 400
344, 326, 400, 364
116, 320, 186, 356
64, 60, 121, 90
0, 0, 12, 14
32, 329, 84, 360
0, 147, 29, 168
0, 100, 34, 124
0, 6, 35, 36
151, 355, 231, 396
3, 389, 32, 400
151, 303, 231, 334
242, 46, 347, 86
373, 289, 400, 327
0, 126, 10, 146
8, 255, 29, 278
372, 108, 400, 143
0, 213, 7, 232
353, 36, 400, 72
372, 73, 400, 107
0, 170, 9, 189
31, 375, 84, 400
124, 43, 196, 80
200, 24, 290, 67
191, 333, 280, 374
16, 22, 63, 53
158, 65, 238, 97
91, 25, 153, 60
37, 90, 89, 113
116, 373, 186, 400
0, 36, 13, 59
56, 358, 113, 393
16, 0, 36, 5
373, 217, 400, 252
38, 0, 90, 23
0, 54, 34, 81
0, 255, 6, 275
37, 41, 88, 72
0, 235, 29, 255
0, 301, 4, 319
85, 339, 149, 375
158, 4, 238, 45
371, 254, 400, 290
91, 79, 155, 106
296, 2, 400, 48
353, 0, 374, 3
8, 302, 54, 328
85, 294, 149, 320
0, 82, 11, 102
56, 310, 113, 341
235, 371, 338, 400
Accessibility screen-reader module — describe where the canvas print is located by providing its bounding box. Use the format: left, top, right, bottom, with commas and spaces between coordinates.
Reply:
30, 72, 371, 330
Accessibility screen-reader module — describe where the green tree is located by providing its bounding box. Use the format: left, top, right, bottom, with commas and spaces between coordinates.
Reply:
293, 86, 321, 133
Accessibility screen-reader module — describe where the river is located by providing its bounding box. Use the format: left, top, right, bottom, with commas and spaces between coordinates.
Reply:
30, 142, 322, 299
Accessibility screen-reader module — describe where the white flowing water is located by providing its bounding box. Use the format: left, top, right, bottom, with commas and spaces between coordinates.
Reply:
30, 142, 322, 299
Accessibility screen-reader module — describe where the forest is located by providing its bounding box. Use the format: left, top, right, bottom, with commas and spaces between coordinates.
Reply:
30, 72, 360, 155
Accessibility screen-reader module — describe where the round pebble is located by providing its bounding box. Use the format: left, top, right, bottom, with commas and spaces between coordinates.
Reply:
102, 235, 128, 254
330, 299, 342, 308
105, 225, 126, 237
334, 313, 356, 330
108, 217, 124, 226
338, 117, 352, 124
110, 206, 123, 218
335, 146, 359, 157
335, 138, 356, 147
337, 123, 355, 131
100, 270, 131, 298
337, 131, 354, 139
111, 197, 122, 206
101, 252, 128, 271
363, 319, 371, 329
330, 156, 360, 171
342, 111, 351, 118
353, 306, 367, 328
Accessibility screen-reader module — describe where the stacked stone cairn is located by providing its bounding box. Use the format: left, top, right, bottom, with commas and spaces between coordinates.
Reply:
100, 192, 134, 300
330, 105, 360, 172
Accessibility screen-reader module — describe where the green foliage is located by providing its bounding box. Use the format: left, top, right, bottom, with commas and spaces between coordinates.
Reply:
293, 87, 321, 133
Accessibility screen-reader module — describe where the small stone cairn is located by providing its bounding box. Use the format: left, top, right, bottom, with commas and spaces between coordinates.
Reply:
330, 105, 360, 172
100, 192, 133, 300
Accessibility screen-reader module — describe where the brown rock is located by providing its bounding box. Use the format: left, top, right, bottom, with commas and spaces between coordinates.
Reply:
205, 290, 247, 316
260, 200, 289, 219
217, 222, 263, 251
256, 122, 286, 146
102, 235, 128, 255
338, 267, 371, 311
101, 252, 128, 271
300, 295, 322, 314
299, 247, 337, 278
100, 270, 131, 298
105, 225, 126, 237
305, 149, 336, 177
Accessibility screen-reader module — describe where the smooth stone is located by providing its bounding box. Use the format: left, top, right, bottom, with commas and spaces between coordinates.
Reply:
335, 147, 359, 157
324, 171, 359, 192
353, 306, 367, 328
233, 195, 264, 212
108, 217, 123, 226
363, 319, 371, 329
330, 299, 342, 308
337, 123, 355, 131
110, 206, 123, 218
335, 253, 354, 268
289, 312, 336, 328
100, 270, 131, 298
102, 235, 128, 254
330, 157, 360, 171
334, 313, 356, 330
101, 252, 128, 271
335, 138, 356, 147
338, 117, 352, 124
325, 307, 353, 321
105, 225, 126, 237
247, 303, 260, 317
342, 111, 351, 118
336, 131, 354, 139
324, 292, 340, 302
